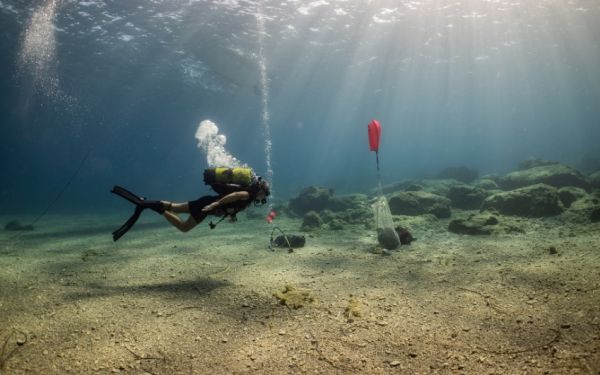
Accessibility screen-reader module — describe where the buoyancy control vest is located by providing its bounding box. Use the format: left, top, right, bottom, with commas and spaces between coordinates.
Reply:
203, 167, 258, 229
203, 167, 257, 195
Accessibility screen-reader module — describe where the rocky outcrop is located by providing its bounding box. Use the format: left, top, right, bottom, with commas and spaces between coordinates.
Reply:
518, 158, 559, 170
480, 184, 563, 217
289, 188, 370, 225
379, 179, 463, 197
388, 191, 451, 218
437, 166, 478, 183
473, 179, 500, 191
498, 164, 590, 191
557, 187, 588, 208
447, 185, 489, 210
448, 213, 499, 235
289, 187, 334, 216
329, 194, 370, 212
301, 211, 323, 231
589, 171, 600, 189
448, 212, 525, 235
562, 196, 600, 223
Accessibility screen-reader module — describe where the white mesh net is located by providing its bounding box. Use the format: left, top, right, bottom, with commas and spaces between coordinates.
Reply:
372, 195, 400, 250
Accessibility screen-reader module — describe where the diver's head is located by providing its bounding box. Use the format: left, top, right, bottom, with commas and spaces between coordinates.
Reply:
254, 177, 270, 204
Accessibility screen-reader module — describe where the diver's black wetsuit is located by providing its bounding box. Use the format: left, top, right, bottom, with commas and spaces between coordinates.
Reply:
188, 191, 255, 222
111, 183, 261, 241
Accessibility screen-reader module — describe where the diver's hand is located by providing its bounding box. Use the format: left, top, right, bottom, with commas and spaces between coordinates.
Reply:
202, 202, 219, 212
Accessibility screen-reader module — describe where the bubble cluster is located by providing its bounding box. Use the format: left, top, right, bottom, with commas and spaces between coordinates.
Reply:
195, 120, 247, 168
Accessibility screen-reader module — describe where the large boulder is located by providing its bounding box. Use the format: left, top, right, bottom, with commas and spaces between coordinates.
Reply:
473, 178, 500, 191
448, 212, 526, 235
518, 158, 559, 170
447, 185, 489, 210
589, 171, 600, 189
448, 213, 499, 235
301, 211, 323, 231
289, 188, 370, 218
480, 184, 564, 217
562, 196, 600, 223
289, 186, 334, 216
557, 187, 588, 208
498, 164, 590, 191
329, 194, 369, 212
388, 191, 451, 218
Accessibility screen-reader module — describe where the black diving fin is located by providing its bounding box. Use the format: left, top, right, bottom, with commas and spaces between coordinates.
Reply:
111, 185, 165, 241
112, 206, 143, 241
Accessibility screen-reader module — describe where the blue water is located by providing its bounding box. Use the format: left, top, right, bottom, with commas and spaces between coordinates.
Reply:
1, 0, 599, 214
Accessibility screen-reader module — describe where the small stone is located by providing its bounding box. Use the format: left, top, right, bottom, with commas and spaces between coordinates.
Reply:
43, 350, 49, 355
560, 324, 571, 329
222, 338, 228, 343
16, 338, 26, 346
278, 330, 286, 335
390, 361, 401, 367
548, 246, 558, 255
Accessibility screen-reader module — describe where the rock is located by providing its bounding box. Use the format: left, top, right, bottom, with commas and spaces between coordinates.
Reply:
481, 184, 564, 217
317, 204, 371, 227
447, 185, 489, 210
422, 179, 464, 197
562, 195, 600, 223
328, 219, 345, 230
344, 298, 364, 322
4, 220, 34, 231
437, 166, 479, 183
589, 171, 600, 189
329, 194, 369, 211
498, 164, 590, 191
448, 213, 498, 235
379, 179, 462, 197
273, 285, 314, 309
404, 184, 423, 191
557, 187, 588, 208
388, 191, 451, 218
289, 186, 334, 216
396, 227, 416, 245
377, 227, 400, 250
335, 208, 372, 225
518, 157, 559, 170
473, 179, 500, 190
301, 211, 323, 231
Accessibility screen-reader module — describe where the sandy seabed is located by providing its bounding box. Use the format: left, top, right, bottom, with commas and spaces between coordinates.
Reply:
0, 212, 599, 374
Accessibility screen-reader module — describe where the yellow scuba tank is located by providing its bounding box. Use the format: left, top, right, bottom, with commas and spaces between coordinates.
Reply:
203, 167, 255, 188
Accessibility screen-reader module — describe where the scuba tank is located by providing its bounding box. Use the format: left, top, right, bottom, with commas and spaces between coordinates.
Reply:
204, 167, 255, 187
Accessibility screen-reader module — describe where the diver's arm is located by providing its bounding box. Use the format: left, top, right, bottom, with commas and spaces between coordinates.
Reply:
201, 191, 249, 212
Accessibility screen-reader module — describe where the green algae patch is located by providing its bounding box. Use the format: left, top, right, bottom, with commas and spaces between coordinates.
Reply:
273, 285, 314, 309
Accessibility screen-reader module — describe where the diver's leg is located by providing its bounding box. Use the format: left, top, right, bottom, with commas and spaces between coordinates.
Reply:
162, 202, 190, 214
163, 211, 201, 232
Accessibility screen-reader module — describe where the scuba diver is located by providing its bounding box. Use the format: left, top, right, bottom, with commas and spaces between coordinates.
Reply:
111, 167, 270, 241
